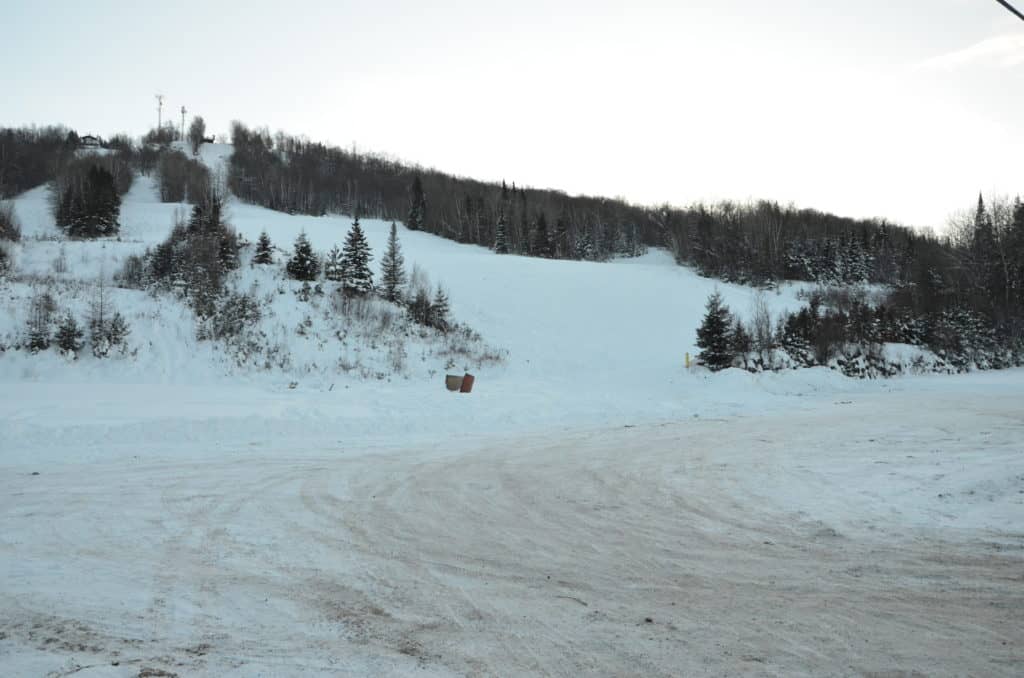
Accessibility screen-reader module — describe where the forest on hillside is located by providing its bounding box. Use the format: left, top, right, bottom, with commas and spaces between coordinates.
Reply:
224, 122, 1024, 367
2, 122, 1022, 375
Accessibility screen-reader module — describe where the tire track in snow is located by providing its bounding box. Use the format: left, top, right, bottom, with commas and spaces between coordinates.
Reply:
2, 394, 1023, 675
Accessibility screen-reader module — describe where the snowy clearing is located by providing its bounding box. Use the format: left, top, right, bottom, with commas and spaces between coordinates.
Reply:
2, 375, 1023, 677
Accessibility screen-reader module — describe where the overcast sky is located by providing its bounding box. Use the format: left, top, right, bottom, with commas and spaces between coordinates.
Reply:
3, 0, 1022, 229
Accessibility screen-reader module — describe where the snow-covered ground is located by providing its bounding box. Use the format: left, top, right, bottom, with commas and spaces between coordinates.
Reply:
2, 380, 1022, 677
1, 146, 1022, 676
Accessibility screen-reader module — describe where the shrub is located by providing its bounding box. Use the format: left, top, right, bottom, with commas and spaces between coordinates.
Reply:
55, 313, 84, 357
0, 201, 21, 241
210, 292, 261, 340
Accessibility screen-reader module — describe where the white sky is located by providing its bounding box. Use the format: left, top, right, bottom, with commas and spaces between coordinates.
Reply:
3, 0, 1023, 229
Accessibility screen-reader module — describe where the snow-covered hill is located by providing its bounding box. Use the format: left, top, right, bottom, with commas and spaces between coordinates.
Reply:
0, 144, 1010, 449
1, 144, 1022, 677
0, 145, 826, 443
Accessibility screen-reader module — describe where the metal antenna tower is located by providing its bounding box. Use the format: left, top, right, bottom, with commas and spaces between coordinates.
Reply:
155, 94, 165, 130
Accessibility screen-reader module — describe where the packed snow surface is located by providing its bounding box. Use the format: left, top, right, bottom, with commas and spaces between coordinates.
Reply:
1, 147, 1022, 676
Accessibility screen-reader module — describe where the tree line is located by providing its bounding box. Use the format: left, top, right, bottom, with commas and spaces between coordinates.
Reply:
3, 121, 1021, 371
0, 125, 77, 198
227, 122, 648, 261
694, 194, 1024, 376
225, 121, 1023, 369
266, 219, 452, 333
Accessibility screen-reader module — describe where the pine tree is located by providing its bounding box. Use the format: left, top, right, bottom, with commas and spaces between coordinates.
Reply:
972, 193, 998, 298
554, 209, 569, 258
730, 318, 752, 360
380, 222, 407, 302
341, 216, 373, 295
89, 306, 109, 357
61, 164, 121, 238
519, 211, 530, 255
87, 286, 129, 359
107, 312, 130, 352
55, 313, 84, 357
533, 213, 552, 258
575, 230, 595, 260
87, 276, 117, 357
1011, 199, 1024, 310
218, 228, 240, 271
407, 176, 425, 231
253, 231, 274, 264
324, 245, 344, 282
972, 194, 996, 259
26, 297, 51, 353
286, 231, 319, 281
600, 222, 617, 260
0, 200, 21, 242
429, 285, 450, 332
696, 291, 735, 371
494, 209, 509, 254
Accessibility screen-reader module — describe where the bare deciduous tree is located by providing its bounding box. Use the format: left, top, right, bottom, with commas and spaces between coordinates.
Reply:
188, 116, 206, 156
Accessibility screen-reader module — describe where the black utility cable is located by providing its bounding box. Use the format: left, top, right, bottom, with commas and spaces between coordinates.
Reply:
995, 0, 1024, 22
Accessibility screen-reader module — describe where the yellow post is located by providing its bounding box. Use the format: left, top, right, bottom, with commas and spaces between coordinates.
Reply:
685, 352, 691, 369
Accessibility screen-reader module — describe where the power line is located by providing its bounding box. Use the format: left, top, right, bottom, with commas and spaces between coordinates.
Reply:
995, 0, 1024, 22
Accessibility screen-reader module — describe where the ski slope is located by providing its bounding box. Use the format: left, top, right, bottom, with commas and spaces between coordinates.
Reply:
1, 145, 833, 452
1, 145, 1022, 676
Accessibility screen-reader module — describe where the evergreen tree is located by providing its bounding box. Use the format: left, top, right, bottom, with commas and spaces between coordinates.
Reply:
696, 292, 735, 371
575, 230, 595, 260
533, 213, 553, 258
600, 222, 617, 260
324, 245, 344, 282
88, 297, 109, 358
974, 194, 992, 243
407, 176, 426, 231
187, 193, 224, 234
494, 209, 509, 254
340, 216, 373, 295
88, 289, 129, 359
1011, 199, 1024, 309
60, 164, 121, 238
429, 285, 450, 332
518, 204, 529, 254
554, 209, 569, 258
380, 221, 407, 302
152, 191, 234, 315
286, 231, 319, 281
218, 228, 240, 271
971, 193, 998, 298
26, 297, 51, 353
253, 231, 274, 264
0, 200, 21, 241
730, 318, 752, 358
107, 312, 130, 351
55, 313, 84, 357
